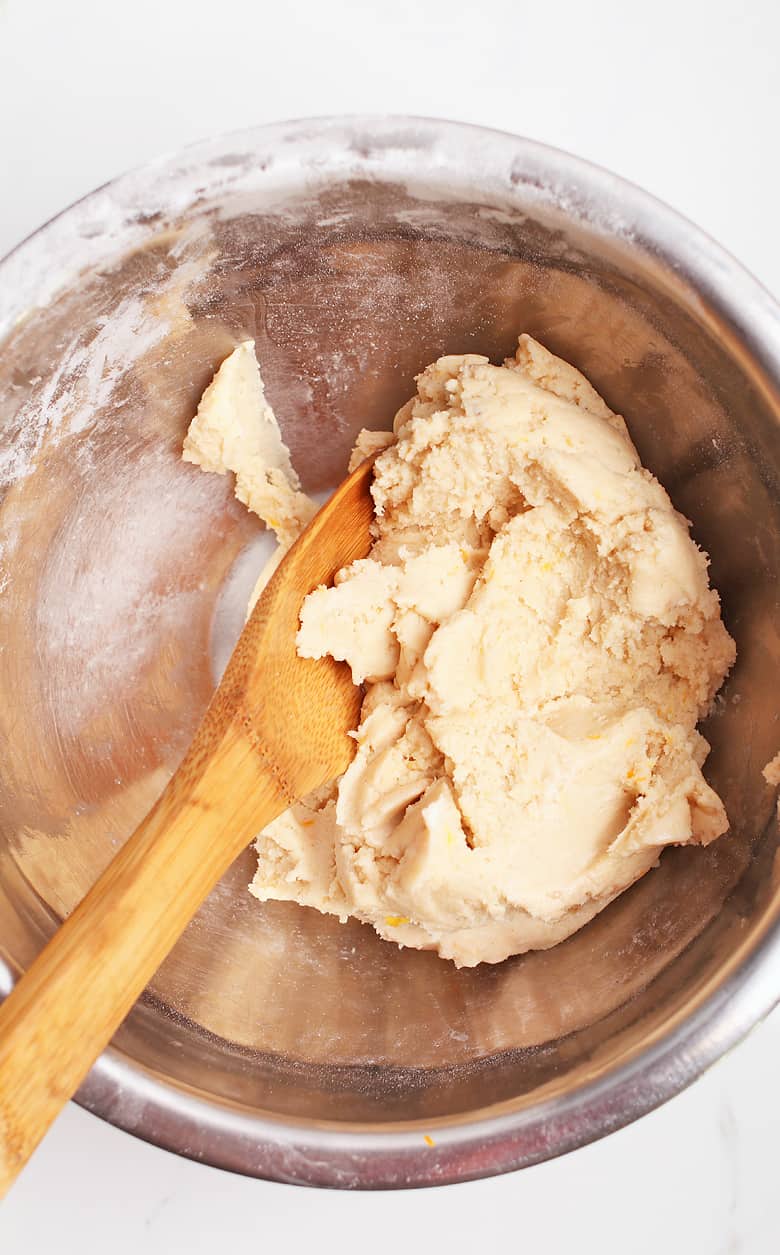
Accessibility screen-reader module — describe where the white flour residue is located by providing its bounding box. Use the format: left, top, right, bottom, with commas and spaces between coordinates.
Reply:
0, 290, 165, 509
0, 237, 208, 496
35, 442, 225, 732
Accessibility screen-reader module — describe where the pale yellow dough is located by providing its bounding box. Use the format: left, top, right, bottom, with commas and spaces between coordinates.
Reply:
185, 338, 736, 967
183, 340, 316, 607
763, 751, 780, 787
183, 339, 315, 544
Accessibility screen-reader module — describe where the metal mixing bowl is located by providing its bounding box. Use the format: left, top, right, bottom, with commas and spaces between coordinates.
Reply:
1, 117, 779, 1189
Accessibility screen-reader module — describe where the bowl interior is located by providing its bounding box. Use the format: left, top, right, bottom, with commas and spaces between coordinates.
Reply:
1, 122, 779, 1130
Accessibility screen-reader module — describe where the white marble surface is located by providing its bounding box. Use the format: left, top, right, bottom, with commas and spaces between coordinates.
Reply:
2, 1010, 779, 1253
1, 0, 779, 1248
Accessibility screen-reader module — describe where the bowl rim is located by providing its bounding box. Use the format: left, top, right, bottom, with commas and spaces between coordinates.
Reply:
3, 113, 780, 1189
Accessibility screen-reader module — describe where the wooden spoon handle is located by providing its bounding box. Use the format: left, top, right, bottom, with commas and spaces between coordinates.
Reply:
0, 719, 286, 1197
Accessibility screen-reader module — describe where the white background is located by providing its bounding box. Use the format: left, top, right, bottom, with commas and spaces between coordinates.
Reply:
1, 0, 779, 1250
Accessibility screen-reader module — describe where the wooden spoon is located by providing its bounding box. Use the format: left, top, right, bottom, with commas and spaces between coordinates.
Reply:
0, 455, 376, 1196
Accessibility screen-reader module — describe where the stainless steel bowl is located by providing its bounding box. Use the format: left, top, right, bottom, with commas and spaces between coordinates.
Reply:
1, 116, 779, 1189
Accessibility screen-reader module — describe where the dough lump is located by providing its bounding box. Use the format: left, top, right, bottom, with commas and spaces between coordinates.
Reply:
183, 339, 316, 546
187, 338, 736, 967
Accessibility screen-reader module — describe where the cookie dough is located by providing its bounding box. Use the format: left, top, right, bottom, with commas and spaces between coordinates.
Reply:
183, 340, 316, 548
187, 338, 736, 967
763, 751, 780, 787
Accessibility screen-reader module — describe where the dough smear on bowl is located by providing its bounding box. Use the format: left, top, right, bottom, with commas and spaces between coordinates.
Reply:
185, 336, 736, 967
